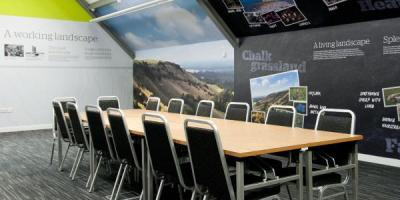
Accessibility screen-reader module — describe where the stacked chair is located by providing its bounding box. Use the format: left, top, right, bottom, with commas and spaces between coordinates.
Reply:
50, 97, 77, 166
195, 100, 214, 118
225, 102, 250, 122
146, 97, 161, 111
167, 98, 184, 114
65, 102, 90, 180
97, 96, 120, 111
142, 113, 194, 200
52, 100, 79, 172
184, 119, 281, 200
107, 108, 143, 200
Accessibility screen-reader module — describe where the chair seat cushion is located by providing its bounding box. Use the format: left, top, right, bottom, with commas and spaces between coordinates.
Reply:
231, 174, 280, 200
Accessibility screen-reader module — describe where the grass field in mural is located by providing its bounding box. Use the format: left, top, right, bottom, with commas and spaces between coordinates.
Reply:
134, 41, 234, 118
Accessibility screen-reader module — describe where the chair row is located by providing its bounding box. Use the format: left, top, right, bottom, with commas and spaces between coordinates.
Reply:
52, 96, 355, 200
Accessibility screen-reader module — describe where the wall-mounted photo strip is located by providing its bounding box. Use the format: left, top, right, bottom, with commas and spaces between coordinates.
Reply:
222, 0, 244, 12
243, 12, 266, 25
289, 86, 308, 102
240, 0, 295, 13
276, 5, 307, 26
250, 70, 300, 111
382, 86, 400, 107
322, 0, 348, 7
293, 101, 308, 116
261, 11, 281, 26
4, 44, 24, 57
251, 110, 266, 124
294, 113, 304, 128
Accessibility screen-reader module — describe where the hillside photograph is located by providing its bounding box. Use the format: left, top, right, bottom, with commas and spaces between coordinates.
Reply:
250, 70, 300, 111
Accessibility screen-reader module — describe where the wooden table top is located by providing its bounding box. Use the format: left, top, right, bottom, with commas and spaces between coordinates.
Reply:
79, 109, 363, 158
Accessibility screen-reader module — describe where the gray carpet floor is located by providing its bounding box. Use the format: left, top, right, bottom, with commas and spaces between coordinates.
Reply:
0, 130, 399, 200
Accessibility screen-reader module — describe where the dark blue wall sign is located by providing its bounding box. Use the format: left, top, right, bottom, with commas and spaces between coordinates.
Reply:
210, 0, 400, 37
234, 17, 400, 159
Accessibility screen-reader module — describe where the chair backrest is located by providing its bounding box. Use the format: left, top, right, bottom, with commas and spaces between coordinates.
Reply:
146, 97, 160, 111
225, 102, 250, 122
107, 108, 141, 169
97, 96, 120, 111
66, 103, 89, 149
251, 111, 266, 124
167, 98, 184, 114
54, 97, 77, 113
266, 105, 296, 128
52, 97, 77, 137
85, 105, 116, 160
315, 108, 355, 135
142, 113, 191, 189
195, 100, 214, 118
52, 101, 73, 143
184, 119, 235, 200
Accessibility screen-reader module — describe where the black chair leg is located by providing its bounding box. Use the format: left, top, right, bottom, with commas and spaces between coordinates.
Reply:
58, 143, 70, 171
155, 179, 165, 200
49, 138, 56, 166
286, 185, 293, 200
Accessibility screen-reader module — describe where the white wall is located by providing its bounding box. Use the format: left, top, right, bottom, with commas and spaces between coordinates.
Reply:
0, 16, 133, 132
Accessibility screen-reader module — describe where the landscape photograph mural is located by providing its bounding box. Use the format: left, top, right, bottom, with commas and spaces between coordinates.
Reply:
94, 0, 234, 117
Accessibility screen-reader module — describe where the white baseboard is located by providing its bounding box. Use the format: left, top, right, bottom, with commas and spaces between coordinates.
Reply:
0, 124, 52, 133
359, 153, 400, 168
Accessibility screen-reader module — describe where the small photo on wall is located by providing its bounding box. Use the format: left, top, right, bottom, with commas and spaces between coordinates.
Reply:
294, 113, 304, 128
251, 111, 266, 124
289, 86, 308, 102
243, 12, 266, 25
222, 0, 243, 10
294, 101, 308, 116
382, 86, 400, 107
276, 6, 307, 26
322, 0, 348, 7
4, 44, 24, 57
261, 11, 281, 25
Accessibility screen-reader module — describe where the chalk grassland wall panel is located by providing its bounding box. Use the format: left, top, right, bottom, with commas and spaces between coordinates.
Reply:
235, 17, 400, 159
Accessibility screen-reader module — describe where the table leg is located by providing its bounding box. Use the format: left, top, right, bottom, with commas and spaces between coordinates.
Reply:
305, 150, 313, 200
297, 150, 304, 200
351, 143, 359, 200
236, 161, 244, 200
141, 139, 148, 200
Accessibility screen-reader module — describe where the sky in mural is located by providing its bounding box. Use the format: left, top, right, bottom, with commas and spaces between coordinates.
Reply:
95, 0, 225, 51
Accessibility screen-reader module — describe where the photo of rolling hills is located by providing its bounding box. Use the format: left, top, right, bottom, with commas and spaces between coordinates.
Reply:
133, 59, 233, 118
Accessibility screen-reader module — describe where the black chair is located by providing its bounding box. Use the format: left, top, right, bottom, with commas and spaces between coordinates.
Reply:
85, 105, 117, 192
251, 111, 266, 124
266, 105, 296, 128
50, 97, 76, 166
264, 105, 297, 200
195, 100, 214, 118
146, 97, 160, 111
167, 98, 184, 114
107, 108, 143, 200
52, 100, 77, 172
225, 102, 250, 122
184, 119, 281, 200
66, 102, 90, 181
97, 96, 120, 111
309, 108, 356, 200
142, 113, 194, 200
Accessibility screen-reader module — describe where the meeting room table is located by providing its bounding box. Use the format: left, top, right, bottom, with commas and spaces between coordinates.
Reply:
60, 109, 363, 200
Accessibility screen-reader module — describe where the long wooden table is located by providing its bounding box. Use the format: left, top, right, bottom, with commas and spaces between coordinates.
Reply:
61, 109, 363, 200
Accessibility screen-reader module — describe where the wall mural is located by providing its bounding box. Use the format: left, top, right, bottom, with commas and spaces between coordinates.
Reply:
95, 0, 234, 117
